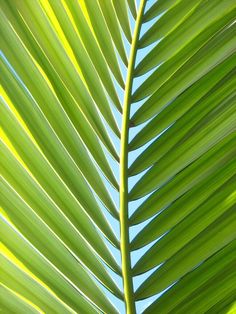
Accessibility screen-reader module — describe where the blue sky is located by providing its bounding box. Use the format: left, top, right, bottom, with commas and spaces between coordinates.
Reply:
96, 1, 167, 313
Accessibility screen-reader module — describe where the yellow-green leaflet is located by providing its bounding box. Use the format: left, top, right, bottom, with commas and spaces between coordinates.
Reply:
1, 0, 235, 313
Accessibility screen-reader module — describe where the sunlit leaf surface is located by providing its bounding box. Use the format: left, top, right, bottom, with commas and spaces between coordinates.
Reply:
1, 0, 235, 313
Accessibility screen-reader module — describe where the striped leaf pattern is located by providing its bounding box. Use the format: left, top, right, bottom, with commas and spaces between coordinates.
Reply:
1, 0, 235, 313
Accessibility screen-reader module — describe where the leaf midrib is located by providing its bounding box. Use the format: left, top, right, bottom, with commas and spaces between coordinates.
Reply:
119, 1, 146, 313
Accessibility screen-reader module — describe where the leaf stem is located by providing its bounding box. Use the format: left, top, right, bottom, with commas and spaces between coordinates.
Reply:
120, 1, 146, 313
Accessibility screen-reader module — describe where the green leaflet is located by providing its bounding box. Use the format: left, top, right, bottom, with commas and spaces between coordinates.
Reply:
0, 179, 119, 313
66, 0, 124, 88
48, 0, 122, 112
0, 284, 40, 314
1, 57, 118, 219
81, 0, 125, 84
143, 240, 236, 313
133, 175, 236, 274
127, 0, 137, 19
1, 0, 235, 312
129, 71, 236, 175
205, 294, 236, 314
98, 0, 128, 65
46, 0, 122, 111
133, 23, 236, 125
173, 268, 236, 314
129, 95, 236, 200
130, 54, 236, 150
1, 173, 122, 299
131, 149, 236, 246
143, 0, 179, 22
0, 217, 99, 314
111, 0, 132, 43
135, 206, 236, 299
133, 11, 236, 103
131, 164, 235, 249
139, 0, 202, 48
1, 169, 122, 299
0, 101, 119, 248
0, 6, 119, 164
0, 254, 74, 313
7, 0, 120, 138
0, 143, 121, 276
135, 0, 236, 76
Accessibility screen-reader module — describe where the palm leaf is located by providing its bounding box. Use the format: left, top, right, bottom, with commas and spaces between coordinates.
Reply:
1, 0, 235, 313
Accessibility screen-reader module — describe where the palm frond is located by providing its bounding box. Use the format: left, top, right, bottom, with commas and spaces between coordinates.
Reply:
1, 0, 235, 313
